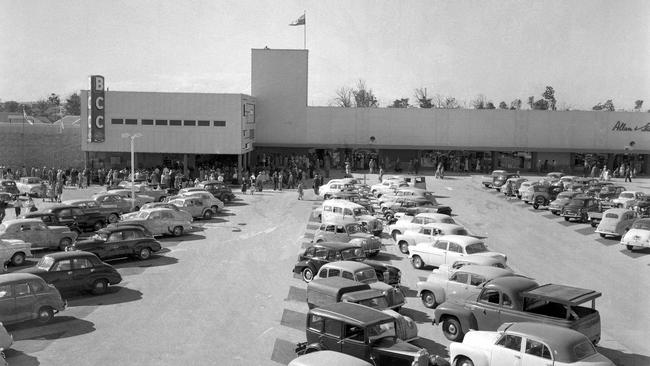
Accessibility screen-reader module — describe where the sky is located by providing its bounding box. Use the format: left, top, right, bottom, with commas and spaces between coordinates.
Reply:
1, 0, 649, 110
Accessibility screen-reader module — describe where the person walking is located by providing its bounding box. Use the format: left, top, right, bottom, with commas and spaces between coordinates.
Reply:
0, 199, 7, 223
624, 167, 632, 182
313, 173, 320, 196
13, 198, 21, 218
297, 181, 304, 200
249, 173, 256, 195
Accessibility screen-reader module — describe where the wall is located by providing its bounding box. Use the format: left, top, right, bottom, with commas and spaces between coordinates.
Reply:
0, 123, 83, 169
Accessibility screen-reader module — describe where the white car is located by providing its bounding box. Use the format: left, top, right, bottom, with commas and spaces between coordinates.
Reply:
167, 191, 224, 211
395, 223, 469, 254
612, 191, 645, 208
377, 187, 434, 205
408, 235, 507, 270
15, 176, 45, 197
109, 189, 156, 208
0, 238, 32, 267
620, 218, 650, 251
318, 180, 357, 199
370, 180, 410, 198
388, 213, 457, 240
450, 322, 614, 366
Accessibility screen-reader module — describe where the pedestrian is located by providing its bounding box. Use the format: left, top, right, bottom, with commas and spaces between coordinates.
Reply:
278, 171, 284, 191
241, 177, 248, 194
0, 199, 7, 223
13, 198, 21, 217
24, 196, 37, 212
55, 180, 63, 202
297, 181, 304, 200
313, 173, 320, 196
40, 181, 47, 202
624, 167, 632, 182
249, 173, 256, 195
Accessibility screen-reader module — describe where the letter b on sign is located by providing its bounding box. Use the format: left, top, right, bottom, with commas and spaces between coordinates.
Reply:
89, 75, 106, 143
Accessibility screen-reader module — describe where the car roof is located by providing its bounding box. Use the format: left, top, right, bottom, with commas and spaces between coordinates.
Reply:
0, 273, 46, 283
3, 218, 44, 225
436, 235, 483, 245
453, 265, 513, 278
414, 213, 451, 219
602, 208, 634, 215
139, 207, 174, 213
44, 204, 82, 211
63, 199, 96, 204
310, 302, 393, 326
322, 200, 364, 209
499, 322, 589, 362
307, 242, 361, 250
321, 260, 373, 272
621, 190, 642, 194
98, 225, 146, 233
484, 276, 539, 292
43, 251, 98, 260
421, 223, 464, 230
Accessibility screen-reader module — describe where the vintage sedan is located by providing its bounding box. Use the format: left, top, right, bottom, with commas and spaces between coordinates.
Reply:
0, 273, 66, 325
168, 191, 224, 212
388, 213, 457, 240
118, 207, 192, 237
620, 218, 650, 251
91, 193, 137, 222
20, 211, 82, 234
108, 189, 156, 208
449, 322, 614, 366
416, 265, 514, 308
19, 251, 122, 295
117, 183, 171, 202
34, 205, 106, 232
395, 223, 469, 254
121, 202, 193, 222
612, 191, 646, 208
382, 196, 452, 219
67, 226, 162, 260
377, 187, 435, 205
313, 223, 382, 257
168, 196, 219, 220
318, 180, 358, 199
370, 179, 410, 198
548, 191, 581, 215
631, 195, 650, 217
561, 196, 600, 223
195, 180, 236, 203
0, 219, 78, 250
0, 180, 19, 197
595, 185, 626, 201
408, 235, 507, 270
15, 177, 45, 197
293, 242, 366, 282
314, 261, 404, 309
0, 238, 32, 267
595, 208, 637, 239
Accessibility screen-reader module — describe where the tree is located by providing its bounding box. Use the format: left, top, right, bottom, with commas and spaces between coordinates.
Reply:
333, 87, 353, 107
634, 100, 643, 111
442, 96, 460, 109
533, 99, 549, 110
4, 100, 20, 112
593, 100, 614, 111
486, 102, 496, 109
352, 80, 378, 108
389, 98, 409, 108
510, 99, 522, 110
65, 92, 81, 115
471, 94, 487, 109
542, 86, 556, 110
414, 88, 433, 108
47, 93, 61, 106
499, 101, 508, 109
33, 99, 49, 115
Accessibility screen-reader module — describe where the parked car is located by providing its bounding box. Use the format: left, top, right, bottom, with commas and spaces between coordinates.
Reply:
547, 191, 581, 215
19, 251, 122, 295
15, 177, 45, 197
314, 261, 403, 309
319, 200, 383, 236
289, 350, 373, 366
481, 170, 507, 188
502, 177, 527, 197
67, 226, 162, 260
108, 189, 155, 208
370, 179, 410, 198
433, 276, 601, 343
117, 207, 192, 237
0, 219, 78, 250
0, 322, 11, 364
0, 180, 19, 198
612, 191, 646, 208
492, 172, 520, 192
408, 235, 507, 270
382, 196, 452, 220
631, 195, 650, 217
584, 181, 613, 197
595, 185, 626, 201
115, 183, 171, 202
595, 208, 637, 239
293, 242, 366, 282
377, 187, 435, 205
91, 193, 137, 222
20, 211, 83, 234
121, 202, 193, 222
167, 191, 224, 213
0, 238, 32, 267
32, 205, 106, 232
531, 185, 563, 210
313, 223, 382, 257
167, 196, 221, 220
327, 191, 375, 213
395, 223, 469, 254
416, 265, 515, 308
516, 181, 532, 199
318, 180, 357, 199
194, 181, 236, 203
388, 213, 457, 240
0, 273, 66, 325
561, 196, 600, 223
449, 322, 614, 366
295, 302, 441, 366
63, 199, 111, 217
620, 218, 650, 251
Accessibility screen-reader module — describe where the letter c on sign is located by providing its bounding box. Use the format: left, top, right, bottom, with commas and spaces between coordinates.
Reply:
95, 116, 104, 129
95, 96, 104, 110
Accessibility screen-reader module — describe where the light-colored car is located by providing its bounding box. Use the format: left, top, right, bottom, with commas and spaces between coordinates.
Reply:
612, 191, 646, 209
548, 191, 581, 215
109, 189, 156, 208
0, 219, 77, 250
395, 223, 469, 254
91, 193, 138, 219
370, 179, 410, 198
0, 238, 32, 267
118, 208, 193, 237
319, 200, 383, 236
318, 180, 357, 199
416, 264, 514, 308
408, 235, 507, 270
15, 177, 45, 197
449, 322, 614, 366
121, 202, 193, 222
620, 218, 650, 251
517, 181, 532, 199
387, 213, 456, 240
595, 208, 637, 239
167, 196, 221, 220
377, 187, 434, 205
168, 191, 224, 212
313, 223, 382, 257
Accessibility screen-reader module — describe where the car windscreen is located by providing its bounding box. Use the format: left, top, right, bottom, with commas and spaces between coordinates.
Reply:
568, 199, 587, 206
557, 193, 573, 199
451, 229, 469, 236
341, 247, 364, 259
2, 181, 16, 187
357, 296, 389, 309
620, 193, 634, 199
36, 256, 55, 271
353, 208, 369, 216
367, 321, 397, 343
441, 217, 456, 224
632, 220, 650, 230
346, 224, 366, 234
135, 211, 150, 219
355, 269, 377, 283
465, 242, 488, 254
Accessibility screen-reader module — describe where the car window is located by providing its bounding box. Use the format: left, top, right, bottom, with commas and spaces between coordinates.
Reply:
344, 324, 365, 342
323, 205, 332, 212
525, 339, 552, 359
36, 222, 48, 230
107, 232, 123, 242
412, 217, 423, 225
74, 258, 94, 269
314, 248, 328, 258
342, 271, 354, 280
449, 272, 469, 284
343, 208, 353, 216
20, 224, 31, 231
470, 274, 486, 286
422, 228, 432, 235
448, 242, 463, 253
52, 259, 73, 271
41, 215, 53, 223
502, 293, 513, 307
325, 225, 335, 233
308, 314, 324, 332
328, 268, 340, 277
336, 225, 346, 234
0, 285, 12, 298
434, 241, 447, 250
324, 318, 341, 337
29, 280, 46, 293
479, 289, 500, 304
72, 208, 84, 216
497, 334, 522, 351
304, 247, 315, 258
318, 268, 328, 278
14, 283, 30, 296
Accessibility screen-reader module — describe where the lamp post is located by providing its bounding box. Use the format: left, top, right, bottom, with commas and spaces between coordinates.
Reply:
121, 133, 142, 211
364, 136, 376, 185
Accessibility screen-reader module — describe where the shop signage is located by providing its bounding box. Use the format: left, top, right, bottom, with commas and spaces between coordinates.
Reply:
611, 121, 650, 132
88, 75, 105, 143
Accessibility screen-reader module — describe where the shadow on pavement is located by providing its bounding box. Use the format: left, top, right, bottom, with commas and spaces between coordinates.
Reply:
598, 346, 650, 366
7, 316, 95, 341
4, 349, 40, 366
400, 306, 431, 324
400, 285, 419, 298
65, 286, 143, 306
620, 247, 650, 258
159, 233, 206, 242
411, 337, 449, 359
372, 252, 403, 261
224, 201, 249, 207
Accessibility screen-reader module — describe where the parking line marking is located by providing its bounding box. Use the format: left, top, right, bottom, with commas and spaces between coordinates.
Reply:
286, 286, 307, 303
270, 338, 297, 365
280, 309, 306, 331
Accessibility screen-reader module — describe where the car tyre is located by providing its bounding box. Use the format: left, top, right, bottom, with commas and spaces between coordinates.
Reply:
138, 247, 152, 260
398, 241, 409, 254
11, 252, 26, 266
108, 213, 119, 223
36, 306, 54, 324
91, 279, 109, 295
421, 291, 436, 308
203, 210, 213, 220
590, 221, 597, 228
172, 226, 183, 237
564, 217, 570, 222
456, 357, 474, 366
59, 237, 72, 251
301, 267, 315, 283
599, 233, 606, 238
411, 255, 424, 269
211, 205, 220, 214
158, 196, 166, 202
532, 203, 539, 209
626, 244, 634, 251
391, 230, 400, 241
442, 317, 464, 342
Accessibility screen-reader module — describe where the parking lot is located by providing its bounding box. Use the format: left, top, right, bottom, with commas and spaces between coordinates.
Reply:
4, 173, 650, 365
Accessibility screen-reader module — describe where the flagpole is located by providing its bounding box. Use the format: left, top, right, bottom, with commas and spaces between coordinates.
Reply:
303, 10, 306, 49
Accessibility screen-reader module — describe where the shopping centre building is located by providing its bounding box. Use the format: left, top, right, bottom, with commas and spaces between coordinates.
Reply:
3, 48, 648, 176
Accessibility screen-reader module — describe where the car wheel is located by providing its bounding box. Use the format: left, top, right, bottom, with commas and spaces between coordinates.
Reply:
203, 210, 213, 220
398, 241, 409, 254
411, 255, 424, 269
442, 317, 464, 342
532, 203, 539, 209
59, 237, 72, 251
391, 230, 400, 241
421, 291, 436, 308
456, 357, 474, 366
301, 267, 315, 283
91, 279, 109, 295
323, 194, 330, 200
93, 221, 105, 231
108, 213, 119, 223
36, 306, 54, 324
11, 252, 26, 266
564, 217, 570, 222
172, 226, 183, 237
138, 247, 152, 260
385, 213, 394, 222
211, 205, 220, 214
626, 244, 634, 251
158, 196, 166, 202
591, 221, 597, 228
599, 233, 606, 238
617, 204, 623, 208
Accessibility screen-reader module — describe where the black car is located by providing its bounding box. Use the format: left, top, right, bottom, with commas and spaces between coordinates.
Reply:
67, 226, 161, 261
41, 205, 106, 232
18, 251, 122, 295
196, 180, 236, 203
561, 197, 600, 222
0, 180, 19, 198
20, 212, 82, 234
632, 196, 650, 217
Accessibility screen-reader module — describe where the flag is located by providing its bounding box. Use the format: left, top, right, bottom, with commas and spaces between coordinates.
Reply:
289, 13, 305, 26
22, 107, 33, 125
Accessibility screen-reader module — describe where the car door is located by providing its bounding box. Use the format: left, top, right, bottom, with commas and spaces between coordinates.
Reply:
12, 281, 36, 321
445, 242, 465, 265
333, 225, 348, 242
521, 338, 553, 366
56, 208, 76, 227
415, 227, 432, 243
104, 231, 125, 257
490, 333, 523, 366
46, 259, 75, 291
0, 284, 15, 323
472, 288, 503, 330
445, 271, 470, 301
71, 257, 95, 289
425, 241, 448, 266
35, 222, 58, 248
26, 222, 48, 249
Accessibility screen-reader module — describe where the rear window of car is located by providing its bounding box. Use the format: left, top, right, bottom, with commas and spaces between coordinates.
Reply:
465, 242, 488, 254
605, 213, 619, 219
573, 340, 597, 360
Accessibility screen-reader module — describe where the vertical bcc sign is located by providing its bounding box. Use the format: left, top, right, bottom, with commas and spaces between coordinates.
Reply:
88, 75, 105, 143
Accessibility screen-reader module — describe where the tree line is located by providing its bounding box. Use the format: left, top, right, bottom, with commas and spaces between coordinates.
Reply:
0, 92, 81, 122
331, 80, 646, 112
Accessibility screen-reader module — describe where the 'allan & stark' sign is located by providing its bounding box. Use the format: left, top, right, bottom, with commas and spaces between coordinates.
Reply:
611, 121, 650, 132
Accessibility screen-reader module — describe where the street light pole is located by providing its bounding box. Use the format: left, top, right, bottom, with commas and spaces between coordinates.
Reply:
122, 133, 142, 211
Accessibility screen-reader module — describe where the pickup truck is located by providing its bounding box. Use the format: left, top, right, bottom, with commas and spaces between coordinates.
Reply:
433, 276, 601, 344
